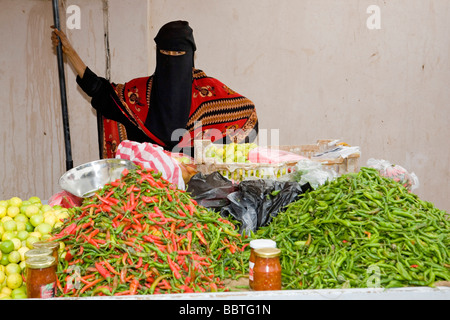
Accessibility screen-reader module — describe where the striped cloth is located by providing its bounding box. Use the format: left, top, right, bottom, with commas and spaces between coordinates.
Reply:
115, 140, 185, 190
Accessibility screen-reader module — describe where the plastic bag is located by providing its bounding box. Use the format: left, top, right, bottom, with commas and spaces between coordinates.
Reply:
186, 172, 238, 210
220, 180, 310, 234
48, 190, 82, 208
291, 159, 338, 189
115, 140, 187, 189
367, 158, 419, 191
248, 147, 307, 164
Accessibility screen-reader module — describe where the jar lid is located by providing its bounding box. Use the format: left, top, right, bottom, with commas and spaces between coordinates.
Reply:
25, 248, 53, 259
32, 241, 60, 250
26, 256, 56, 269
254, 247, 281, 258
250, 239, 277, 249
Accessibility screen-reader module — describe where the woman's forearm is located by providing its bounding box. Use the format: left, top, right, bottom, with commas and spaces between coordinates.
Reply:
66, 48, 87, 79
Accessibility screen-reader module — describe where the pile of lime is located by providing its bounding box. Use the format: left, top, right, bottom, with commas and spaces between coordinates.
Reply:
0, 196, 68, 299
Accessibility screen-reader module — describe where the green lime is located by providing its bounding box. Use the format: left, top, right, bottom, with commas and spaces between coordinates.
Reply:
7, 251, 20, 264
24, 205, 40, 218
25, 236, 39, 249
16, 231, 29, 241
0, 240, 14, 254
14, 214, 28, 224
3, 220, 17, 232
6, 273, 23, 289
11, 287, 27, 299
0, 254, 9, 266
35, 223, 52, 235
24, 222, 34, 233
29, 214, 44, 227
5, 263, 21, 275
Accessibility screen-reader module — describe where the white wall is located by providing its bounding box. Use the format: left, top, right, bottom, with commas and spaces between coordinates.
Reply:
0, 0, 449, 212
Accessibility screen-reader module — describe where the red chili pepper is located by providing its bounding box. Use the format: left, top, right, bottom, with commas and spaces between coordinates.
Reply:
51, 222, 77, 240
129, 279, 140, 295
95, 262, 112, 279
87, 228, 99, 241
135, 257, 143, 269
410, 264, 419, 268
142, 196, 158, 203
80, 278, 103, 294
102, 260, 120, 276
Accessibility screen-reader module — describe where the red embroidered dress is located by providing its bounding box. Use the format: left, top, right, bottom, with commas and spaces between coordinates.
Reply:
77, 68, 258, 158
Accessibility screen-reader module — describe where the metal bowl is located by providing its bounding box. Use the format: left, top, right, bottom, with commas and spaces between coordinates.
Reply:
59, 159, 136, 198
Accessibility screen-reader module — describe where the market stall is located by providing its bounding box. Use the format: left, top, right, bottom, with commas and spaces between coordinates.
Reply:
0, 139, 448, 300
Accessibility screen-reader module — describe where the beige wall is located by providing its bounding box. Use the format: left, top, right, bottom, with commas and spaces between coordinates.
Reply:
1, 0, 449, 212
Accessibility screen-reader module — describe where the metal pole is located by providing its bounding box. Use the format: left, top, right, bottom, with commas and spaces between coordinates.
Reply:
52, 0, 73, 171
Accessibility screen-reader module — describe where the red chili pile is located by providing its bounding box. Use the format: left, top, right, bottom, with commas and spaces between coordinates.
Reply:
52, 166, 249, 297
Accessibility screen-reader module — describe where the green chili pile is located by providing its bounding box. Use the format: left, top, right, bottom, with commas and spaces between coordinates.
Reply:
255, 167, 450, 289
52, 166, 249, 297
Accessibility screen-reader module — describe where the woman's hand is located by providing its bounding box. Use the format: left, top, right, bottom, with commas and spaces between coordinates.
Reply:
51, 26, 87, 78
51, 26, 73, 55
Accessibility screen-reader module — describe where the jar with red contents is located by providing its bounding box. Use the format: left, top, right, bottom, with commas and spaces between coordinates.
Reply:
252, 247, 282, 291
26, 256, 57, 298
248, 239, 276, 290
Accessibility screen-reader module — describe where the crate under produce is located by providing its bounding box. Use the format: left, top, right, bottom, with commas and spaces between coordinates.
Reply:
193, 139, 360, 181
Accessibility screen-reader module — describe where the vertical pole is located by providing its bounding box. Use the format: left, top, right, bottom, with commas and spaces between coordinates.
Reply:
52, 0, 73, 171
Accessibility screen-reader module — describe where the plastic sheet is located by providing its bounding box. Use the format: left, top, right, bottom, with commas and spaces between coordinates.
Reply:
220, 180, 310, 234
186, 172, 238, 210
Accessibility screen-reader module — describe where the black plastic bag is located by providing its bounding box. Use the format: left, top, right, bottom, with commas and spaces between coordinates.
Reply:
220, 180, 310, 234
186, 172, 238, 210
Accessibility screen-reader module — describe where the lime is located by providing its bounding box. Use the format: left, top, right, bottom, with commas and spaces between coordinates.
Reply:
6, 206, 20, 219
0, 254, 9, 266
29, 232, 41, 239
17, 247, 29, 261
29, 214, 44, 227
3, 220, 17, 232
1, 216, 12, 223
16, 230, 29, 241
16, 222, 26, 232
40, 204, 52, 213
0, 270, 5, 283
10, 238, 21, 250
35, 223, 52, 235
26, 236, 39, 249
14, 214, 28, 224
2, 231, 17, 241
8, 197, 22, 208
41, 234, 52, 241
0, 240, 14, 254
5, 263, 21, 275
44, 215, 56, 227
19, 205, 29, 215
28, 196, 41, 204
24, 205, 40, 218
19, 260, 26, 271
0, 207, 6, 219
7, 251, 20, 264
25, 222, 34, 233
11, 287, 27, 299
6, 273, 23, 289
1, 286, 12, 296
0, 225, 4, 239
0, 201, 8, 208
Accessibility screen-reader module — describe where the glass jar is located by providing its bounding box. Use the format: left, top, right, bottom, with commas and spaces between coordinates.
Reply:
26, 256, 57, 298
24, 248, 53, 260
253, 247, 282, 291
249, 239, 276, 290
32, 241, 60, 263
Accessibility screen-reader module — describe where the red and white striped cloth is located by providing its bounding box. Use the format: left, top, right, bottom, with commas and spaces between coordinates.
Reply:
115, 140, 185, 190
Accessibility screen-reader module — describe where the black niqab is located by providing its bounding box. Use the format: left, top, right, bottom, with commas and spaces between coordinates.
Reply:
147, 21, 196, 149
